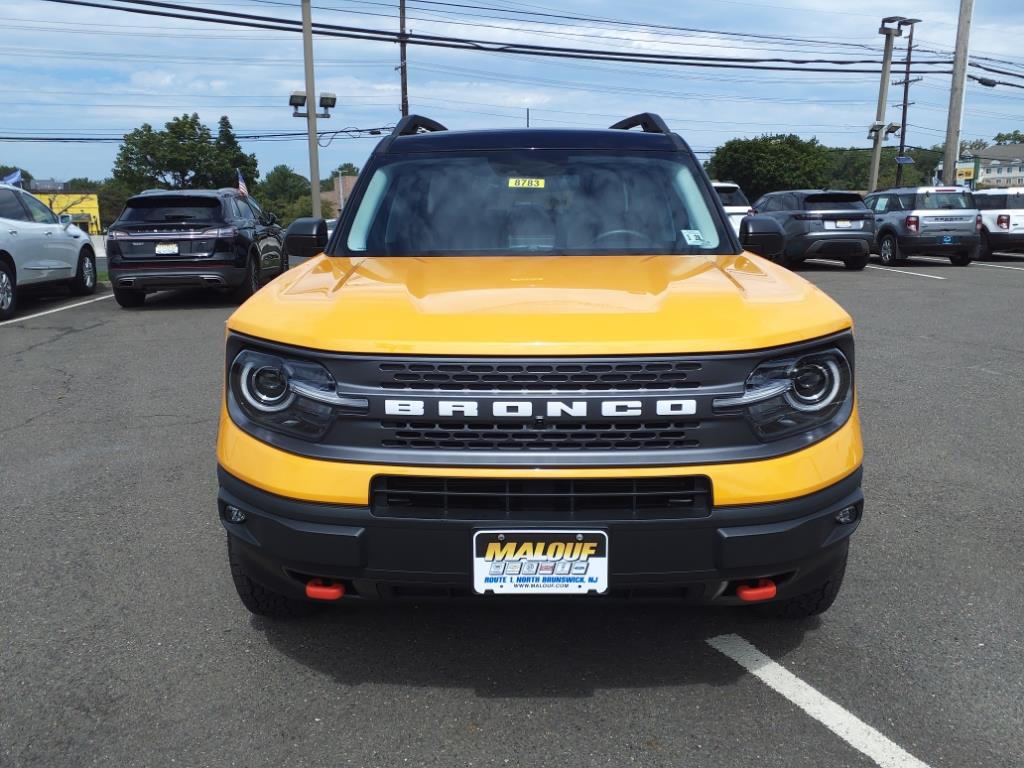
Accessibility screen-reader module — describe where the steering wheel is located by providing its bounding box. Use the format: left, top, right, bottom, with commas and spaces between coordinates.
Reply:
592, 229, 654, 246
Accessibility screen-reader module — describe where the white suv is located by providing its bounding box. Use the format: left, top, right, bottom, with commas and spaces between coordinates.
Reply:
712, 181, 751, 235
974, 187, 1024, 259
0, 182, 97, 320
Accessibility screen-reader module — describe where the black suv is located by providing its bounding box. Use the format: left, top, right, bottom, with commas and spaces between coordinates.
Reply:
107, 189, 285, 308
750, 190, 874, 270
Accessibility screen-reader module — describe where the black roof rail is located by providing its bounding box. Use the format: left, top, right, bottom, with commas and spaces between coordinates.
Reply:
392, 114, 447, 137
609, 113, 671, 135
374, 114, 447, 154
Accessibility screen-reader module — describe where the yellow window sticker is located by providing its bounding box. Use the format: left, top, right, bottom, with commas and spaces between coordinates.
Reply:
508, 177, 545, 189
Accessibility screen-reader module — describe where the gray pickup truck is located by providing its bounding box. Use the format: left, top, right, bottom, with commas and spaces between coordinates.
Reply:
863, 186, 980, 267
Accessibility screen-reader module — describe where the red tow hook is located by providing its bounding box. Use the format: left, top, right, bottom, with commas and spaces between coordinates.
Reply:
305, 578, 345, 601
736, 578, 777, 602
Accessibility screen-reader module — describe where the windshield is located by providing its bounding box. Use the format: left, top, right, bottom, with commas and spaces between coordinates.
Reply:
916, 192, 973, 210
805, 194, 865, 211
715, 185, 749, 206
976, 193, 1024, 210
118, 197, 223, 224
340, 150, 730, 256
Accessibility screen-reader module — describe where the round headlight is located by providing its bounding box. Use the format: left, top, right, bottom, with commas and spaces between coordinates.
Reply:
785, 357, 842, 412
240, 362, 293, 412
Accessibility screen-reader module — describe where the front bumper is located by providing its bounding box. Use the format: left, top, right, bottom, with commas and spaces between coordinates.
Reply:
110, 263, 247, 291
218, 466, 862, 603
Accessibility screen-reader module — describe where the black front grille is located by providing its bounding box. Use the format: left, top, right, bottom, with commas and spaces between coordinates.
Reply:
380, 420, 700, 451
371, 476, 712, 521
378, 360, 702, 391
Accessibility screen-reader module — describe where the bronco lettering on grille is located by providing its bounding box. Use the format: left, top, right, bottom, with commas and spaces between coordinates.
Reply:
383, 399, 697, 418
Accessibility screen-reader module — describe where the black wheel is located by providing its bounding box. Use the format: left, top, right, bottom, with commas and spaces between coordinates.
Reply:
950, 247, 975, 267
0, 260, 16, 321
226, 536, 320, 619
113, 287, 145, 308
877, 234, 901, 266
754, 550, 847, 619
69, 249, 97, 296
843, 252, 869, 271
234, 254, 260, 302
979, 230, 993, 260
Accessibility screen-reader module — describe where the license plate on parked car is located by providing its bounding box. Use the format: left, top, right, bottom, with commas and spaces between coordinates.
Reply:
155, 242, 179, 255
472, 530, 609, 595
835, 220, 852, 228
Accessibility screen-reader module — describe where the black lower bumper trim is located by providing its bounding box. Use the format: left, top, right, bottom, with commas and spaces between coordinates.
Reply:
217, 466, 862, 603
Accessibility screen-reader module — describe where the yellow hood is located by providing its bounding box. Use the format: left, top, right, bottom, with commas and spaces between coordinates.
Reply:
228, 253, 852, 355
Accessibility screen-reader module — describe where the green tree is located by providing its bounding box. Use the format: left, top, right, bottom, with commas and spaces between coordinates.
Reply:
257, 164, 333, 226
992, 130, 1024, 145
706, 134, 831, 201
321, 161, 361, 191
112, 114, 258, 191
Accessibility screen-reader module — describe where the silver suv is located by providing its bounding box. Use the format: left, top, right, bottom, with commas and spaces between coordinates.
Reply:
974, 187, 1024, 259
863, 186, 980, 267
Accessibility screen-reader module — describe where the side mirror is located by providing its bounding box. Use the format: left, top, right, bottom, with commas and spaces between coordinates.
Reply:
285, 217, 328, 260
58, 213, 73, 228
740, 215, 785, 258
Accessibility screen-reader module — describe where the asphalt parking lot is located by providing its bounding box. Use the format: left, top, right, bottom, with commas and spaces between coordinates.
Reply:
2, 254, 1022, 768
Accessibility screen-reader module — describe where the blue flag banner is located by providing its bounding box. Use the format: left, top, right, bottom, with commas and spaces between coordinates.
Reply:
2, 169, 22, 186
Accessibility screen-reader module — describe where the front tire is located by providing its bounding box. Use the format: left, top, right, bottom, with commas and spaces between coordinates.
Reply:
754, 550, 847, 619
113, 287, 145, 308
877, 234, 901, 266
226, 536, 320, 619
70, 249, 97, 296
0, 261, 17, 321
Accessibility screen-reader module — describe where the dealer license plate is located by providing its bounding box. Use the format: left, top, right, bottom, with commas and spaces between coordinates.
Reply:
942, 235, 955, 245
472, 530, 609, 595
155, 242, 179, 255
835, 219, 852, 228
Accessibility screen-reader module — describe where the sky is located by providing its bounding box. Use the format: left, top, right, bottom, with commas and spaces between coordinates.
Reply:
3, 0, 1024, 184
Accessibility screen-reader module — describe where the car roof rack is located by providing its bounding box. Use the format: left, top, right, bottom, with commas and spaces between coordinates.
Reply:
609, 112, 671, 135
609, 112, 687, 150
392, 114, 447, 137
374, 114, 447, 154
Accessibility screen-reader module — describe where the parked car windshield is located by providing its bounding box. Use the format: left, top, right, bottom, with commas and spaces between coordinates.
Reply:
804, 193, 866, 211
975, 193, 1024, 210
341, 150, 730, 256
715, 185, 749, 206
117, 197, 224, 224
916, 192, 973, 210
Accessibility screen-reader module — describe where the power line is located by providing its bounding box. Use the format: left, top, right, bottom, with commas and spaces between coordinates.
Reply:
35, 0, 954, 75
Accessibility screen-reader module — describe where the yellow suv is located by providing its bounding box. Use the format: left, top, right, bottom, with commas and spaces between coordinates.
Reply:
217, 113, 863, 619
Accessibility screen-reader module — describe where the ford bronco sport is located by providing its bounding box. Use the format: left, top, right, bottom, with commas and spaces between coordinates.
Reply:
864, 186, 981, 266
217, 113, 863, 620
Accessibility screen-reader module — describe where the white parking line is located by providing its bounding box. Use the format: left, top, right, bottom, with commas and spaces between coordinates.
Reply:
910, 255, 1024, 272
865, 265, 946, 280
707, 634, 932, 768
0, 293, 114, 327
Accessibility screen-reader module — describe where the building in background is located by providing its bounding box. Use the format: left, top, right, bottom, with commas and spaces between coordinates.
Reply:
27, 179, 102, 233
934, 144, 1024, 190
320, 173, 359, 214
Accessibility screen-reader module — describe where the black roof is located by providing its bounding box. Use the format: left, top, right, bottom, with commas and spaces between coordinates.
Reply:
373, 113, 691, 155
381, 128, 683, 154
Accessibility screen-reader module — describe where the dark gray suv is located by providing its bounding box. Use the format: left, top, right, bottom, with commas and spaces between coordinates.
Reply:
749, 190, 873, 270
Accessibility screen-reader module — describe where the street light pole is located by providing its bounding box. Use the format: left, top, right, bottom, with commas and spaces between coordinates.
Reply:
943, 0, 975, 186
301, 0, 322, 219
894, 19, 921, 187
399, 0, 409, 117
868, 17, 903, 192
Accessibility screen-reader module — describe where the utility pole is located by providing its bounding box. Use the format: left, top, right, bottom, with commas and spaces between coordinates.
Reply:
868, 17, 903, 192
943, 0, 975, 185
399, 0, 409, 117
526, 108, 530, 127
301, 0, 322, 219
894, 19, 921, 187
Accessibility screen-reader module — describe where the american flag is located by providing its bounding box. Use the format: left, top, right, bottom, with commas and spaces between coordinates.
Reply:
237, 169, 248, 196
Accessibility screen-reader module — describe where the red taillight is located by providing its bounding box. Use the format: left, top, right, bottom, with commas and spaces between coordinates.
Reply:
996, 214, 1009, 230
977, 214, 984, 232
747, 208, 755, 215
905, 215, 920, 233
